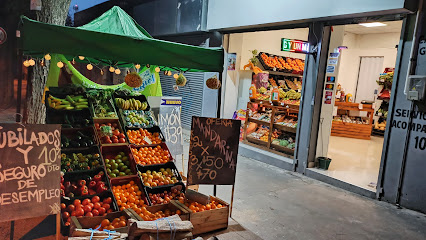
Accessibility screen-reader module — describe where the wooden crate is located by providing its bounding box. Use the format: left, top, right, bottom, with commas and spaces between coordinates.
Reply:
331, 121, 372, 140
176, 190, 229, 235
69, 209, 142, 236
145, 201, 190, 221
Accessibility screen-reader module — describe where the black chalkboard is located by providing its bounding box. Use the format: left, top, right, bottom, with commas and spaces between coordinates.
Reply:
0, 124, 61, 222
187, 117, 241, 185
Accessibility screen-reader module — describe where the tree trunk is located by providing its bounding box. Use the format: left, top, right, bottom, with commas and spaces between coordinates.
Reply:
25, 0, 71, 124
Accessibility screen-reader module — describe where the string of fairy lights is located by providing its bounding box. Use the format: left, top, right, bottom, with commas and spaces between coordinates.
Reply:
22, 53, 181, 79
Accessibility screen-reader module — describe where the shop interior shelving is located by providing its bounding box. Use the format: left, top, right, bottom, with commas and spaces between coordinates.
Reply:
243, 100, 299, 158
331, 102, 374, 140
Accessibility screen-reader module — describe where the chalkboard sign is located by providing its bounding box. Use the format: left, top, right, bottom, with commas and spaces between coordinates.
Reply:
187, 117, 241, 185
0, 124, 61, 222
158, 97, 183, 156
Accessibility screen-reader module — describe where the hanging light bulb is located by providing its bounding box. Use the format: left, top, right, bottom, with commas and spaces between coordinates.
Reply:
29, 59, 35, 66
155, 67, 160, 72
167, 71, 172, 76
78, 56, 85, 60
72, 58, 76, 64
86, 64, 93, 70
115, 68, 121, 75
173, 73, 179, 79
146, 64, 150, 68
109, 66, 115, 72
57, 61, 64, 68
100, 69, 104, 75
135, 64, 141, 69
40, 59, 45, 66
23, 60, 30, 67
44, 54, 51, 61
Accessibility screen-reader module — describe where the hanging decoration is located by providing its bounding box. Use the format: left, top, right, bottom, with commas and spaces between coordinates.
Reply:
176, 73, 187, 87
124, 72, 143, 88
206, 75, 221, 89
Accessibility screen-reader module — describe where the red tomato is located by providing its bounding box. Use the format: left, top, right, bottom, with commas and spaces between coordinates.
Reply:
61, 203, 67, 212
65, 222, 71, 226
73, 199, 81, 206
112, 123, 118, 128
118, 138, 126, 143
85, 212, 94, 217
103, 197, 112, 204
82, 199, 91, 205
107, 209, 113, 213
92, 196, 100, 203
94, 202, 101, 209
62, 212, 70, 219
118, 133, 126, 139
111, 135, 118, 140
92, 209, 100, 216
98, 207, 106, 215
83, 205, 92, 213
75, 208, 85, 217
67, 204, 76, 212
103, 203, 110, 210
106, 139, 113, 144
107, 123, 112, 126
95, 123, 100, 129
112, 139, 119, 143
89, 203, 94, 209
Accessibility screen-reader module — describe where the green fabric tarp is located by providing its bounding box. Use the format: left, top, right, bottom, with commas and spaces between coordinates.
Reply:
20, 6, 224, 72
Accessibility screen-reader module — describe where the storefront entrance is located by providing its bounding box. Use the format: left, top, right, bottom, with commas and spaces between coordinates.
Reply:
311, 21, 403, 191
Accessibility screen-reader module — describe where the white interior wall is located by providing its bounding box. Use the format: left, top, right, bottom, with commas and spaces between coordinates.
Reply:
337, 32, 400, 97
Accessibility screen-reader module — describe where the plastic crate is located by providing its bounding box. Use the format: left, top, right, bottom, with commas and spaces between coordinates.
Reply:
137, 161, 182, 190
61, 127, 98, 150
317, 157, 332, 170
125, 126, 165, 146
101, 145, 137, 179
63, 167, 112, 198
143, 182, 186, 206
110, 175, 149, 209
130, 142, 173, 166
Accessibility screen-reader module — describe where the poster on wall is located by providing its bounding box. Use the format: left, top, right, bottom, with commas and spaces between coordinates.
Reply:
324, 91, 333, 104
0, 124, 61, 222
325, 83, 335, 90
326, 66, 335, 74
227, 53, 237, 71
157, 97, 183, 156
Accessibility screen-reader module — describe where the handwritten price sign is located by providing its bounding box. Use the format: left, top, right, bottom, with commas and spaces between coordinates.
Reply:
158, 97, 183, 156
0, 124, 61, 222
187, 117, 241, 185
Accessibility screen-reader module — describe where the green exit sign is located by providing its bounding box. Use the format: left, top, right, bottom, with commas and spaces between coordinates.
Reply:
281, 38, 310, 54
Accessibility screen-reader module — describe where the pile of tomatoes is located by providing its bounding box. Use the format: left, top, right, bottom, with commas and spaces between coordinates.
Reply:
183, 200, 224, 213
131, 145, 170, 165
95, 122, 126, 144
99, 216, 127, 231
112, 181, 146, 214
61, 196, 114, 226
148, 188, 185, 205
127, 129, 162, 145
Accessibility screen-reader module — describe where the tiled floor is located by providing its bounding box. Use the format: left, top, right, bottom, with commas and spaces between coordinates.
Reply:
311, 135, 384, 191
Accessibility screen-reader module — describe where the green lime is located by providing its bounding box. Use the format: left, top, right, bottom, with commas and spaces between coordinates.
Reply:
122, 156, 128, 161
120, 165, 128, 171
106, 164, 112, 169
115, 155, 122, 160
111, 162, 118, 170
116, 159, 122, 164
119, 172, 126, 176
125, 169, 132, 175
104, 159, 110, 164
109, 173, 116, 178
112, 169, 120, 175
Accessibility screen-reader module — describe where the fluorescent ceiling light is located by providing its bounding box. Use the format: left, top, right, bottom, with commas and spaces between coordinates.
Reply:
359, 22, 387, 27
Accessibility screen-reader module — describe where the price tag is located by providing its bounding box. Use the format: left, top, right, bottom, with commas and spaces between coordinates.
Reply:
144, 136, 152, 145
358, 104, 363, 110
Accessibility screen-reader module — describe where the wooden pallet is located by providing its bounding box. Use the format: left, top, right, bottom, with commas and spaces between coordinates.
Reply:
331, 121, 372, 140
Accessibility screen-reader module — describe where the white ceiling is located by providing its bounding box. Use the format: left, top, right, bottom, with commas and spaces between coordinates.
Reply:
344, 21, 403, 35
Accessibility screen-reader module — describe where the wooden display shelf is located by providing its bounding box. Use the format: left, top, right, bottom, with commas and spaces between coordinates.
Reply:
270, 143, 295, 155
267, 70, 303, 78
248, 117, 271, 126
246, 136, 268, 146
331, 102, 374, 140
331, 121, 372, 140
273, 123, 297, 133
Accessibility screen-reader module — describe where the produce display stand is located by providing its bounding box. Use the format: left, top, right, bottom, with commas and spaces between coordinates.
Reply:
18, 5, 228, 238
331, 102, 374, 140
243, 100, 298, 157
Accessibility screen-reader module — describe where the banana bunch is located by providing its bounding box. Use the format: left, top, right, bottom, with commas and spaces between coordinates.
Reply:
48, 94, 88, 110
281, 90, 301, 100
115, 98, 148, 110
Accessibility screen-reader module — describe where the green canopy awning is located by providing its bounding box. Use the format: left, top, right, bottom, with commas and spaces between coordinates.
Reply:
20, 6, 224, 72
